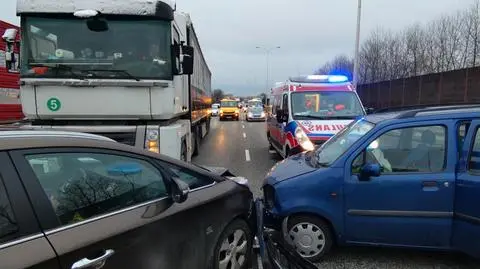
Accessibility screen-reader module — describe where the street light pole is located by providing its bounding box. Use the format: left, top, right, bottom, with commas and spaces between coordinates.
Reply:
256, 46, 280, 95
353, 0, 362, 90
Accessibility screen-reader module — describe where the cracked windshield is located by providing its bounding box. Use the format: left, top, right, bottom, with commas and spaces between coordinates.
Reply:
1, 0, 480, 269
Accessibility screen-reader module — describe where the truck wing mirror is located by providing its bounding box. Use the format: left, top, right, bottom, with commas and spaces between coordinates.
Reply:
181, 45, 194, 75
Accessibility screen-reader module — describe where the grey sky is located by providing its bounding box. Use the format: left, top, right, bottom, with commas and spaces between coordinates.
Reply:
1, 0, 472, 95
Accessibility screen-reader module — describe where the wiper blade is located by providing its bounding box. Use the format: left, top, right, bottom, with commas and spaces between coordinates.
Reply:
85, 69, 140, 81
30, 63, 84, 80
317, 162, 329, 167
295, 115, 330, 120
328, 116, 359, 119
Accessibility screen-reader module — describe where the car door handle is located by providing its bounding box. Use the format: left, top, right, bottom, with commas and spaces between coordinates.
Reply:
422, 181, 438, 187
71, 249, 115, 269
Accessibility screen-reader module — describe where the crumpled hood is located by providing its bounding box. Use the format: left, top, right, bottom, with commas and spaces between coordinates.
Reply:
264, 152, 316, 185
198, 165, 235, 177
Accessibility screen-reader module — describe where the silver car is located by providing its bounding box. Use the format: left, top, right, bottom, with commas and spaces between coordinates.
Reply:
246, 106, 266, 121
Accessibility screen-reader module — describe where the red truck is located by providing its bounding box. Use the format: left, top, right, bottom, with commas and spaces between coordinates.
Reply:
0, 20, 23, 122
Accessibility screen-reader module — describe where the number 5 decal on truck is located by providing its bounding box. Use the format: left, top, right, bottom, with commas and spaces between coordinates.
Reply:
47, 97, 61, 112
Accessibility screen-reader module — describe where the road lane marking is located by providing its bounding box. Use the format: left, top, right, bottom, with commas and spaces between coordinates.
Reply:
243, 132, 246, 138
242, 125, 245, 128
245, 149, 251, 161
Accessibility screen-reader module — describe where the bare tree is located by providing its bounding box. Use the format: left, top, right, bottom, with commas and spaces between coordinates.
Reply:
315, 54, 354, 78
316, 0, 480, 84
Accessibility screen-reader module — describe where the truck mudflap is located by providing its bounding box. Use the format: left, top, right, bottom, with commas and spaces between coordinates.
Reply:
254, 199, 317, 269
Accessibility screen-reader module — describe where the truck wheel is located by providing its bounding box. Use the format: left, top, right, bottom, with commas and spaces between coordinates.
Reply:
192, 128, 200, 157
286, 215, 334, 262
206, 118, 211, 133
180, 141, 187, 161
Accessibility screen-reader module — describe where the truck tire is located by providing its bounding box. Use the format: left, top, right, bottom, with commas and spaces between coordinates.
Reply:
180, 140, 187, 162
192, 127, 200, 157
206, 118, 211, 133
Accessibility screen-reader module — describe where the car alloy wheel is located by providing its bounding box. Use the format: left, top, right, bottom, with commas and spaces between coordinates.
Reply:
214, 219, 252, 269
287, 215, 333, 262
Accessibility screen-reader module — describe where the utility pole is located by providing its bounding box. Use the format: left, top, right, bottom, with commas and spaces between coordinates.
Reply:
256, 46, 280, 95
353, 0, 362, 90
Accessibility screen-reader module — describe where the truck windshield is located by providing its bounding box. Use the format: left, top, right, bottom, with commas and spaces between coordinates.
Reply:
21, 17, 172, 80
315, 119, 375, 166
291, 91, 364, 120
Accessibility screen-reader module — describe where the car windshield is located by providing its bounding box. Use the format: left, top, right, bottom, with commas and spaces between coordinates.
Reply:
221, 101, 238, 107
212, 104, 220, 109
315, 119, 375, 166
249, 107, 263, 113
291, 91, 364, 120
21, 16, 172, 80
248, 100, 262, 107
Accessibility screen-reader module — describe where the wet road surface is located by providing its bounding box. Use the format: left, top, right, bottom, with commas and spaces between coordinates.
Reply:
193, 115, 479, 269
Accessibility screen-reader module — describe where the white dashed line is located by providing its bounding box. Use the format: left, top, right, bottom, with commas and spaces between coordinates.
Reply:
243, 132, 246, 138
245, 149, 251, 161
242, 125, 245, 129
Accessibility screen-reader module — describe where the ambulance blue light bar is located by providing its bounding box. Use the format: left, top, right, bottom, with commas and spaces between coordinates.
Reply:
306, 75, 349, 83
290, 75, 349, 84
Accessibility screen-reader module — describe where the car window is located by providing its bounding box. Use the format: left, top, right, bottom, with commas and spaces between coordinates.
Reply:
352, 125, 446, 173
468, 127, 480, 174
165, 163, 214, 189
458, 122, 471, 154
25, 153, 168, 225
0, 174, 19, 243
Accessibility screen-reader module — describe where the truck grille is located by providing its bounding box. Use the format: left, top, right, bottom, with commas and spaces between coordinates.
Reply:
95, 132, 136, 146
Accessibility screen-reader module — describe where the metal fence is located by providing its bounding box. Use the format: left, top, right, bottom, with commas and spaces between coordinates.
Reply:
357, 66, 480, 109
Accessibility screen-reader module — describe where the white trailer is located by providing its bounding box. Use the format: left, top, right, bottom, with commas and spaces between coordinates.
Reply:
9, 0, 212, 161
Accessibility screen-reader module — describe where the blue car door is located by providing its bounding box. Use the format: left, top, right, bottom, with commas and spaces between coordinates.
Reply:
452, 119, 480, 258
344, 121, 455, 247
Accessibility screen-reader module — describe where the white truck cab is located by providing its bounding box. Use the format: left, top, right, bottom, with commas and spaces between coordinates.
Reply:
8, 0, 212, 161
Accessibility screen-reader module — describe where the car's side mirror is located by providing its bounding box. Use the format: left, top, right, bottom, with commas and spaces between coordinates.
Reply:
365, 107, 375, 114
359, 163, 381, 181
171, 177, 189, 203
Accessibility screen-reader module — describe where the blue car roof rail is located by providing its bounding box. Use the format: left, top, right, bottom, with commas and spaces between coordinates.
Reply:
396, 104, 480, 119
374, 102, 480, 114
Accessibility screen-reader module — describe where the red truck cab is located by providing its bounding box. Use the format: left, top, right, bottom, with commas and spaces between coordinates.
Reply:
0, 20, 23, 122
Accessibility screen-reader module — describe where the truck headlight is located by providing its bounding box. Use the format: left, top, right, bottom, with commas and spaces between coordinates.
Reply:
145, 128, 160, 153
295, 127, 314, 151
235, 109, 240, 114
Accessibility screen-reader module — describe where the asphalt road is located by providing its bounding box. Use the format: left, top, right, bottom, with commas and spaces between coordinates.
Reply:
193, 115, 479, 269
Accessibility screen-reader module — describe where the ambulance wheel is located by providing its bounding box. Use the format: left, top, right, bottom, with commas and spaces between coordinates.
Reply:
284, 146, 290, 158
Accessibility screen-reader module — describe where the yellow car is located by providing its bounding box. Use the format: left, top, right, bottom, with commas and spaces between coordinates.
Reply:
219, 99, 240, 121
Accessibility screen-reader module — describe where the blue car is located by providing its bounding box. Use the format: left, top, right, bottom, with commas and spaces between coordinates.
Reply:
262, 104, 480, 261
